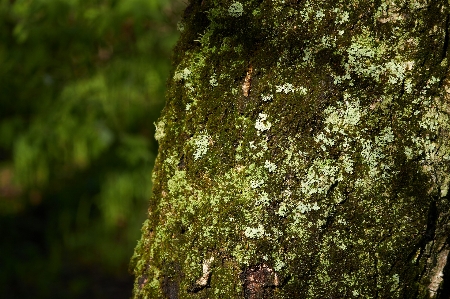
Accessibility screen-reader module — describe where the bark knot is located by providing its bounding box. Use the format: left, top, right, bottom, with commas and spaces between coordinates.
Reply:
241, 263, 280, 299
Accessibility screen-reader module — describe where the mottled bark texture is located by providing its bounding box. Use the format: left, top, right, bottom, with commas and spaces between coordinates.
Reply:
130, 0, 450, 298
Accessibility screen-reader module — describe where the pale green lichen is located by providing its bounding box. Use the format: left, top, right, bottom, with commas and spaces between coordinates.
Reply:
341, 154, 354, 174
191, 133, 210, 160
264, 160, 277, 173
298, 86, 308, 95
300, 159, 339, 196
228, 2, 243, 18
274, 258, 286, 272
255, 113, 272, 132
315, 9, 325, 20
323, 98, 361, 130
375, 127, 395, 146
391, 274, 400, 292
154, 120, 165, 141
255, 191, 271, 206
334, 9, 349, 24
209, 73, 218, 87
275, 83, 296, 94
249, 178, 264, 189
173, 67, 191, 81
261, 94, 273, 102
404, 146, 414, 160
244, 224, 265, 239
176, 21, 185, 32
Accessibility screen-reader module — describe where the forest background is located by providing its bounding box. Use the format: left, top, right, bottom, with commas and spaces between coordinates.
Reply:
0, 0, 185, 298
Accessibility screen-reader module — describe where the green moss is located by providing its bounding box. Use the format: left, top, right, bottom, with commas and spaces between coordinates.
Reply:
132, 0, 450, 298
228, 2, 244, 18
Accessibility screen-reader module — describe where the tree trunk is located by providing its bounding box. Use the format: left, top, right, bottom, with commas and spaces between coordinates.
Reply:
130, 1, 450, 298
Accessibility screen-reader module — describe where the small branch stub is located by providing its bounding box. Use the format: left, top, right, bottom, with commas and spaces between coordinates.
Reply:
190, 256, 214, 293
428, 248, 449, 298
242, 65, 253, 97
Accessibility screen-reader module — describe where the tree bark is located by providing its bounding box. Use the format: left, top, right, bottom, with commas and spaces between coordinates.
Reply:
130, 1, 450, 298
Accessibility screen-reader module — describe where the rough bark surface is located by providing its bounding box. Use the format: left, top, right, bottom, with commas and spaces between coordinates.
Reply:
131, 0, 450, 298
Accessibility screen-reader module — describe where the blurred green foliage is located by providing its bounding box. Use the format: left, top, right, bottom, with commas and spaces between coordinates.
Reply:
0, 0, 183, 297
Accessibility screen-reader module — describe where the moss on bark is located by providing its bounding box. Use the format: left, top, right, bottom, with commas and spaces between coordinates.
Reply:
131, 1, 450, 298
